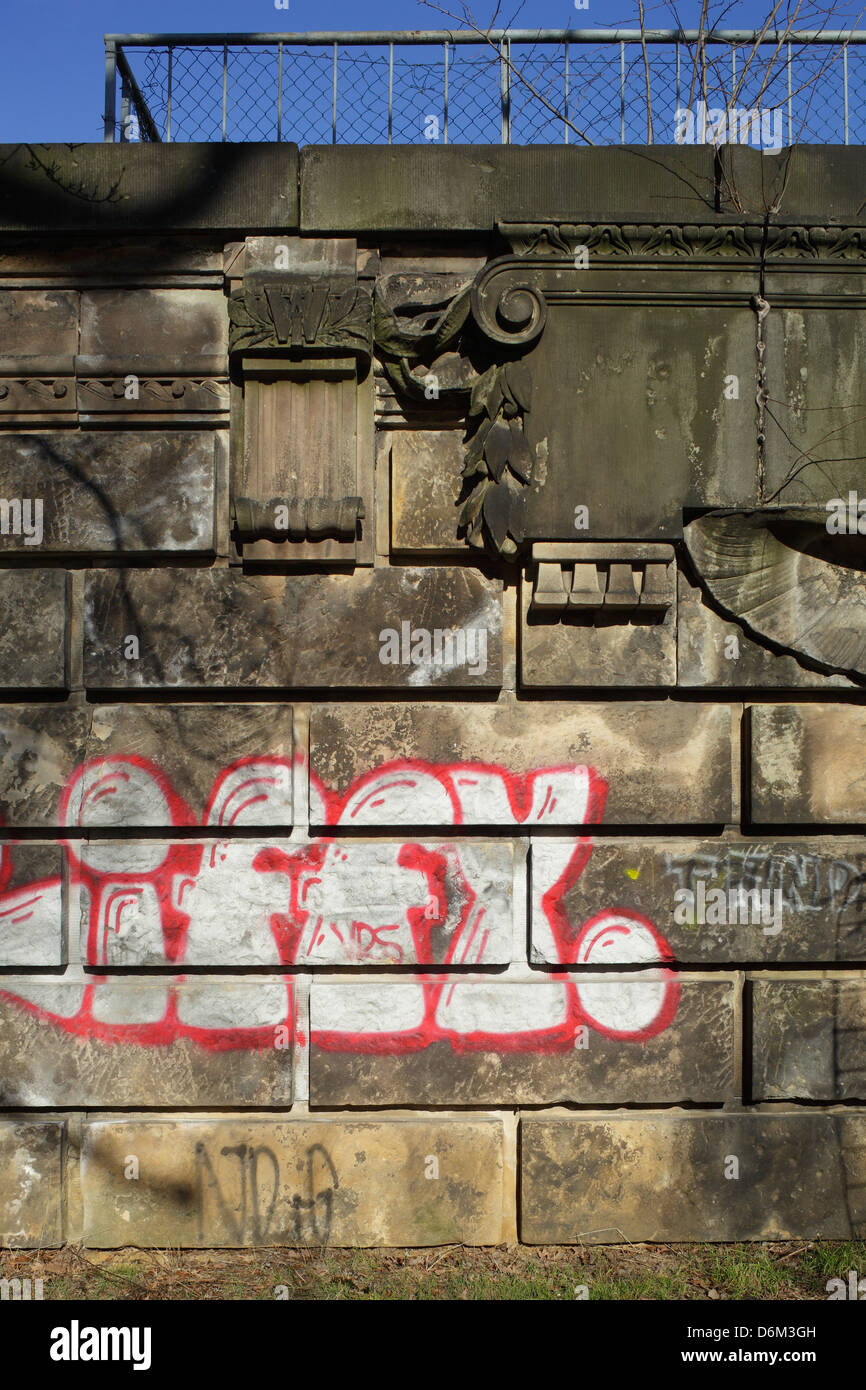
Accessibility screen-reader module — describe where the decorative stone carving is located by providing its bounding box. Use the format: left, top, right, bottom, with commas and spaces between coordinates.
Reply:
232, 495, 364, 543
499, 221, 866, 263
229, 236, 373, 565
228, 281, 372, 361
374, 268, 542, 557
529, 543, 675, 616
685, 508, 866, 681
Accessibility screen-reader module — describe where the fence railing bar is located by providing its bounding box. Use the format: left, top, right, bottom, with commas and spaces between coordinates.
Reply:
120, 74, 130, 143
332, 41, 338, 144
277, 40, 283, 142
443, 40, 449, 145
564, 40, 569, 144
222, 43, 228, 141
620, 41, 626, 143
104, 29, 866, 46
500, 37, 511, 143
787, 41, 793, 144
115, 45, 162, 141
166, 43, 173, 142
104, 39, 117, 140
844, 42, 849, 144
388, 42, 393, 144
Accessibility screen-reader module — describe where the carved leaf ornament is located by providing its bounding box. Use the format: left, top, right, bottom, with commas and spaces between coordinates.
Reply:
374, 263, 546, 557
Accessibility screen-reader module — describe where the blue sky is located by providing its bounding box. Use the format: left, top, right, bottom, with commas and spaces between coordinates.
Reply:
1, 0, 863, 142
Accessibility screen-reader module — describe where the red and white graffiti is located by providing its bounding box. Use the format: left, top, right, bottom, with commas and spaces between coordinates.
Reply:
0, 754, 679, 1052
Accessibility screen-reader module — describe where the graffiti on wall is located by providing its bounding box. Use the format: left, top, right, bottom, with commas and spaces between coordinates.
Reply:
0, 753, 678, 1052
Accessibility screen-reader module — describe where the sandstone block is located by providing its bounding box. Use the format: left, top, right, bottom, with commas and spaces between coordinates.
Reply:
521, 1113, 866, 1242
0, 289, 77, 361
78, 838, 514, 967
751, 980, 866, 1100
0, 704, 293, 828
309, 702, 733, 826
0, 1120, 64, 1247
0, 570, 67, 689
530, 837, 866, 964
0, 432, 216, 555
301, 145, 716, 232
750, 704, 866, 824
520, 570, 676, 687
0, 842, 66, 966
79, 289, 227, 367
0, 979, 294, 1107
309, 977, 736, 1105
390, 431, 464, 551
84, 568, 501, 689
81, 1117, 504, 1247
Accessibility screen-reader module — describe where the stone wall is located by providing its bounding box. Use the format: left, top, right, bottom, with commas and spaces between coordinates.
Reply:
1, 142, 866, 1247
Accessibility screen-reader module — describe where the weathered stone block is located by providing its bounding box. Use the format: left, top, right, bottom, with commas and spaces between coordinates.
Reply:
0, 289, 77, 361
0, 433, 216, 554
309, 702, 733, 826
0, 842, 66, 966
518, 303, 759, 540
84, 1114, 503, 1247
0, 707, 89, 827
0, 703, 293, 828
719, 144, 866, 222
0, 144, 300, 231
309, 978, 736, 1105
0, 979, 293, 1106
520, 570, 676, 687
81, 1117, 504, 1247
79, 289, 227, 366
521, 1113, 866, 1242
751, 980, 866, 1100
0, 570, 67, 689
0, 1120, 64, 1246
81, 703, 294, 826
84, 568, 501, 689
301, 146, 715, 232
750, 704, 866, 824
390, 431, 464, 551
530, 837, 866, 964
763, 301, 866, 506
677, 570, 853, 687
78, 838, 513, 967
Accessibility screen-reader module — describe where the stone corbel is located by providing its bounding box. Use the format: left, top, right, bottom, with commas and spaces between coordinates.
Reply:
228, 236, 373, 563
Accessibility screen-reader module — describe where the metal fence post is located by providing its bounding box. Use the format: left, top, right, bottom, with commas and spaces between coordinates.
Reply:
120, 74, 130, 143
564, 40, 569, 144
620, 41, 626, 143
166, 44, 173, 142
104, 39, 117, 141
221, 43, 228, 141
844, 43, 849, 143
388, 42, 393, 144
332, 42, 338, 144
443, 40, 449, 144
277, 41, 283, 142
500, 38, 511, 143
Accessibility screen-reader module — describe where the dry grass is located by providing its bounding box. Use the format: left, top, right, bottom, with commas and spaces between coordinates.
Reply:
2, 1240, 863, 1300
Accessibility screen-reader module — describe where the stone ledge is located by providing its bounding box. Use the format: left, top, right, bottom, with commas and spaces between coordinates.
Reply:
0, 144, 299, 232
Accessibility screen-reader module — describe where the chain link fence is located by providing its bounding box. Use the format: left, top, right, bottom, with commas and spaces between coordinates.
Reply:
105, 31, 866, 147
